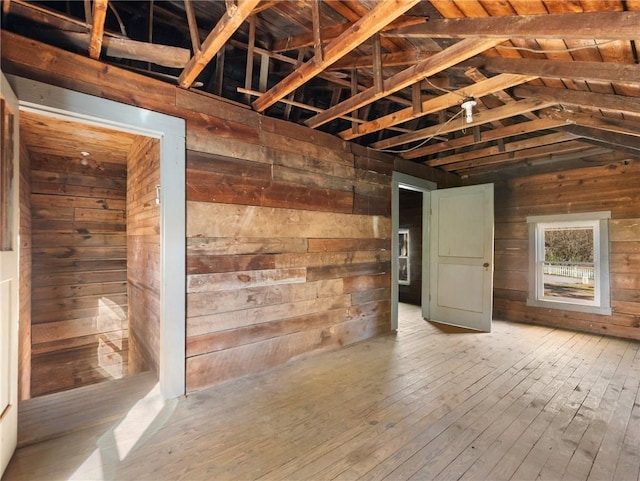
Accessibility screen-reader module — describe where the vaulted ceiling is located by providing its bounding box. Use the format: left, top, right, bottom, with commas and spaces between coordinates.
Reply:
4, 0, 639, 181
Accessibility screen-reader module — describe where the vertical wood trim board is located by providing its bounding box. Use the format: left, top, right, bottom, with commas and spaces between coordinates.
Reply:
18, 140, 31, 400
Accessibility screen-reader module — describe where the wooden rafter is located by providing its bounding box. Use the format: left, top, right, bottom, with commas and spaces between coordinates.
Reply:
271, 15, 426, 52
385, 11, 640, 40
427, 132, 574, 168
448, 141, 606, 173
560, 125, 640, 156
252, 0, 421, 113
464, 67, 537, 123
456, 145, 612, 178
328, 50, 438, 71
371, 98, 557, 150
237, 87, 412, 134
311, 0, 323, 65
306, 37, 506, 129
402, 118, 569, 160
228, 39, 413, 107
88, 0, 108, 59
514, 85, 640, 116
339, 73, 536, 140
179, 0, 260, 89
184, 0, 201, 53
541, 110, 640, 138
475, 58, 640, 85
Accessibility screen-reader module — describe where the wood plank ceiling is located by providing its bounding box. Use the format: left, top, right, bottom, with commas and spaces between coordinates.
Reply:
4, 0, 639, 181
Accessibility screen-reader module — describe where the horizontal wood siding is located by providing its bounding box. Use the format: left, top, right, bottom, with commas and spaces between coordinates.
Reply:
29, 145, 128, 397
493, 160, 640, 340
185, 114, 393, 389
127, 136, 161, 375
2, 32, 455, 393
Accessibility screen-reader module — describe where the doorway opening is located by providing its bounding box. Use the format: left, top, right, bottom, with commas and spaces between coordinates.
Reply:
391, 172, 436, 330
8, 75, 185, 446
22, 111, 161, 398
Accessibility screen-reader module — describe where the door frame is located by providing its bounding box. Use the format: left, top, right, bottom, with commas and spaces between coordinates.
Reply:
391, 172, 436, 330
7, 75, 186, 399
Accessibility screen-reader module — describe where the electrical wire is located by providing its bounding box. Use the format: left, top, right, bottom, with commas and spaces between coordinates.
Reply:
495, 40, 618, 54
423, 77, 467, 98
373, 108, 465, 154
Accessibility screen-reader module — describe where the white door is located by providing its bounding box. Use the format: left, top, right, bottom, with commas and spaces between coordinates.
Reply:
429, 184, 494, 332
0, 73, 20, 476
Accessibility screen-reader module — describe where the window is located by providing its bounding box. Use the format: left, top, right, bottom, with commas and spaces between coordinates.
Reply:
527, 212, 611, 315
398, 229, 410, 285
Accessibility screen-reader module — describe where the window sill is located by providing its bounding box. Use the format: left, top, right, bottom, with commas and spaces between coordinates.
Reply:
527, 298, 612, 316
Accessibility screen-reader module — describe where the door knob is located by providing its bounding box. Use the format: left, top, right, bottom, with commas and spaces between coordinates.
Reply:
483, 262, 490, 268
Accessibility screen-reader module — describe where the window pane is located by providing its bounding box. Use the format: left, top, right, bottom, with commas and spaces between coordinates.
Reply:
543, 226, 594, 301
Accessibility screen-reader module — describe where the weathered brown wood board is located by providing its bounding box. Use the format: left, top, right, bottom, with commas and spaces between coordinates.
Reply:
127, 136, 161, 376
493, 160, 640, 340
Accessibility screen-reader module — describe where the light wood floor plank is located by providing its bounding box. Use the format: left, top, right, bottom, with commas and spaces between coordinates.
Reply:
4, 304, 640, 481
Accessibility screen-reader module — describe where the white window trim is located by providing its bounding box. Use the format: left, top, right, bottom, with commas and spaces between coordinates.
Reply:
526, 211, 612, 315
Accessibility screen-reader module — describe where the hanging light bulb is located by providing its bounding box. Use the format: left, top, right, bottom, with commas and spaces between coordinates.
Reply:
460, 97, 477, 124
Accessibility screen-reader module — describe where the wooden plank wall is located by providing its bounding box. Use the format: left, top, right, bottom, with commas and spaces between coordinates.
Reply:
493, 159, 640, 341
184, 108, 394, 390
18, 140, 31, 400
28, 143, 129, 396
2, 31, 459, 393
127, 136, 161, 375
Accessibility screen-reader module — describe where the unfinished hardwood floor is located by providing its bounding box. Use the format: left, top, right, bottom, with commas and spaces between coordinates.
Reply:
4, 304, 640, 481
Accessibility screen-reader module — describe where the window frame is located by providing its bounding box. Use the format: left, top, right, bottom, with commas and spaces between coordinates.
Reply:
398, 228, 410, 285
526, 211, 611, 315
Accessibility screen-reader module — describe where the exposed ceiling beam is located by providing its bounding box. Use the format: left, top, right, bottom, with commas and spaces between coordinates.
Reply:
513, 85, 640, 116
473, 57, 640, 85
469, 151, 628, 183
7, 0, 190, 68
328, 50, 439, 71
62, 31, 191, 68
449, 141, 606, 173
403, 118, 569, 160
464, 67, 537, 123
252, 0, 421, 113
88, 0, 108, 59
339, 73, 536, 140
541, 110, 640, 138
271, 15, 426, 52
372, 98, 556, 150
228, 39, 413, 107
559, 125, 640, 154
184, 0, 201, 54
179, 0, 261, 89
238, 87, 412, 134
6, 0, 91, 34
384, 11, 640, 40
427, 132, 575, 168
305, 37, 506, 129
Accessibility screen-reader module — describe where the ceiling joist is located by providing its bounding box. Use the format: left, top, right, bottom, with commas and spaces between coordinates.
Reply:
252, 0, 420, 113
384, 11, 640, 40
306, 37, 506, 129
340, 73, 536, 140
179, 0, 261, 89
372, 98, 557, 151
